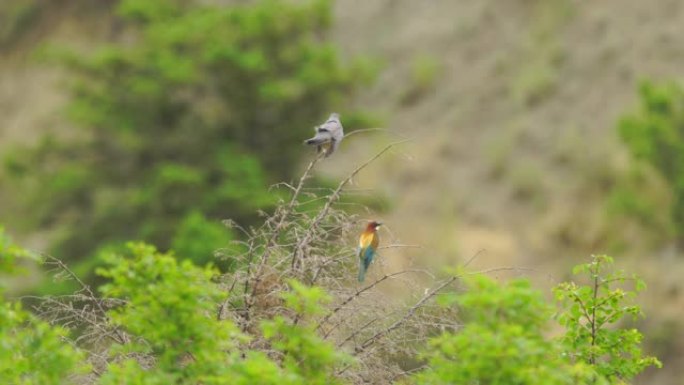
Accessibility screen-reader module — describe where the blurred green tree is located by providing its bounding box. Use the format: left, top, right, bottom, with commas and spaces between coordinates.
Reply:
618, 80, 684, 243
4, 0, 373, 271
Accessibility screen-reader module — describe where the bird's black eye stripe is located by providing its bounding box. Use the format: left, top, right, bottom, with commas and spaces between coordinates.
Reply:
317, 128, 330, 132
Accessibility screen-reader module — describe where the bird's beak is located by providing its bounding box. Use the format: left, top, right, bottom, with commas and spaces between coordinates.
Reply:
376, 222, 383, 228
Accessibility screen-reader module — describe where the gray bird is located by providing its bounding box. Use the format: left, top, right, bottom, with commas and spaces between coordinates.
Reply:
304, 113, 344, 157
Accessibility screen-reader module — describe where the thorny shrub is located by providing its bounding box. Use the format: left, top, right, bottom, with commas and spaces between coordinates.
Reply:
2, 145, 660, 384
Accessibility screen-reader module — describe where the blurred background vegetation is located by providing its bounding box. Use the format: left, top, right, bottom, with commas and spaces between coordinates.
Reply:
1, 0, 375, 284
1, 0, 684, 383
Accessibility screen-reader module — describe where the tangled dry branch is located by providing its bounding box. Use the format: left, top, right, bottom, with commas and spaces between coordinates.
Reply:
27, 137, 527, 384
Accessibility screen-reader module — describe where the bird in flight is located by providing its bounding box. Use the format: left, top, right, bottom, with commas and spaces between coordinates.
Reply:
304, 113, 344, 157
357, 220, 381, 282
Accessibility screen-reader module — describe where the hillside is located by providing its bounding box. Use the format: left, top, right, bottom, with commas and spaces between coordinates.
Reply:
327, 1, 684, 384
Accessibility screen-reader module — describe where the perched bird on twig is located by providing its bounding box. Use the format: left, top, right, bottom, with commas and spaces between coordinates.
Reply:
304, 113, 344, 157
357, 220, 381, 282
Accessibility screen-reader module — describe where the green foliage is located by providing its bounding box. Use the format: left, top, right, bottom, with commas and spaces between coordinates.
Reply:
606, 169, 664, 225
97, 242, 240, 383
3, 0, 373, 271
555, 255, 662, 382
0, 301, 87, 385
618, 80, 684, 240
171, 210, 236, 268
0, 226, 27, 274
280, 279, 331, 316
0, 227, 660, 384
605, 164, 673, 246
414, 274, 600, 385
96, 242, 350, 384
0, 227, 86, 384
261, 280, 349, 385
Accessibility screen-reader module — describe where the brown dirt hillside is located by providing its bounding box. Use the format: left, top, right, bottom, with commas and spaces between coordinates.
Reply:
1, 1, 683, 384
325, 1, 684, 384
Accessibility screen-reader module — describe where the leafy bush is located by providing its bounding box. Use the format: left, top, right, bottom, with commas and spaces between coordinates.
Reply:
0, 301, 87, 385
16, 142, 449, 384
413, 274, 600, 385
171, 210, 235, 268
412, 256, 660, 385
1, 223, 661, 384
0, 154, 660, 384
0, 225, 27, 273
3, 0, 374, 269
555, 255, 661, 382
0, 302, 87, 385
0, 228, 86, 385
618, 80, 684, 242
96, 242, 350, 384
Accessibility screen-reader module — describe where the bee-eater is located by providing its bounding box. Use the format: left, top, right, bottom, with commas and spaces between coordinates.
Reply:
357, 220, 381, 282
304, 113, 344, 157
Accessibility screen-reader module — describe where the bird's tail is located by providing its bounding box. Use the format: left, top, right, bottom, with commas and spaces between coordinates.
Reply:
304, 137, 325, 146
358, 265, 366, 282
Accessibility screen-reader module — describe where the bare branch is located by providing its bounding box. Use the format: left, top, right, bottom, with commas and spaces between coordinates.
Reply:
291, 139, 409, 269
355, 275, 458, 353
315, 269, 431, 332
